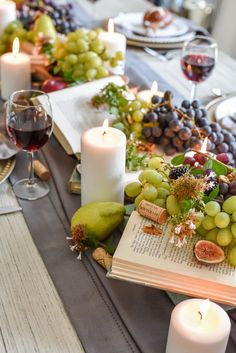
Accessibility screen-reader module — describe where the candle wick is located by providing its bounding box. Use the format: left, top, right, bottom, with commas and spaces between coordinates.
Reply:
102, 131, 107, 137
198, 311, 203, 320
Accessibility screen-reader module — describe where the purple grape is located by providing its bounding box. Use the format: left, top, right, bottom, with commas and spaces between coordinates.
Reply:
178, 127, 192, 140
219, 183, 229, 195
229, 180, 236, 195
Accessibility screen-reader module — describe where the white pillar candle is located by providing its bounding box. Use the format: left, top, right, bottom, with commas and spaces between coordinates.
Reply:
99, 18, 126, 75
81, 119, 126, 206
137, 81, 163, 103
0, 0, 16, 34
166, 299, 231, 353
1, 38, 31, 100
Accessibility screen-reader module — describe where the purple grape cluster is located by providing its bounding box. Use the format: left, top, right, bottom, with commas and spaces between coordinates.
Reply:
17, 0, 78, 34
142, 92, 236, 163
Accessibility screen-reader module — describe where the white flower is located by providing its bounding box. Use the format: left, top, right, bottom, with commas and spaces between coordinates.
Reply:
189, 221, 196, 230
174, 226, 182, 234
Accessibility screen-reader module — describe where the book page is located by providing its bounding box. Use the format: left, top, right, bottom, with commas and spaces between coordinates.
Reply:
47, 76, 125, 154
112, 211, 236, 286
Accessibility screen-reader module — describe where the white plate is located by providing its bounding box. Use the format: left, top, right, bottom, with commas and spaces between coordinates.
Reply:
114, 12, 189, 38
215, 96, 236, 121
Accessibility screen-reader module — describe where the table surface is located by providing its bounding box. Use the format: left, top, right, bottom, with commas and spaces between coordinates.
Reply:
1, 1, 236, 352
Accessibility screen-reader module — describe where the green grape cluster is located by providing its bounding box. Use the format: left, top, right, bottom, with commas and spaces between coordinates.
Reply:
199, 197, 236, 266
0, 20, 29, 55
125, 157, 170, 208
52, 28, 123, 82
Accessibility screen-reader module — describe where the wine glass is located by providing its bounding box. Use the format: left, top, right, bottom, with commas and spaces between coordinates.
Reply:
6, 90, 53, 200
181, 35, 218, 100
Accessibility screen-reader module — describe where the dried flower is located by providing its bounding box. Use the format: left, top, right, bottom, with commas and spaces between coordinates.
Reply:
171, 172, 206, 202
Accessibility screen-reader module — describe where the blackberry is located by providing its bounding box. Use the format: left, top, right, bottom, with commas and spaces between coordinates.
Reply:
204, 180, 218, 196
169, 166, 188, 180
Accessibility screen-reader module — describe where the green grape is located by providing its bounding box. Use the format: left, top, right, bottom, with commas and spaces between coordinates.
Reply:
202, 215, 216, 230
229, 238, 236, 250
222, 195, 236, 214
87, 56, 102, 69
166, 195, 181, 215
156, 187, 169, 200
131, 100, 142, 110
205, 228, 218, 243
61, 62, 71, 72
110, 58, 118, 68
85, 68, 97, 79
125, 182, 142, 198
139, 169, 162, 187
153, 198, 166, 208
143, 183, 158, 201
96, 66, 109, 78
87, 30, 97, 40
160, 181, 170, 191
65, 40, 78, 53
231, 223, 236, 238
204, 201, 221, 217
148, 157, 164, 170
90, 39, 104, 54
132, 110, 144, 122
77, 39, 89, 53
228, 247, 236, 266
77, 53, 86, 63
140, 100, 149, 109
217, 227, 233, 246
197, 225, 207, 237
195, 212, 204, 228
75, 28, 88, 38
67, 32, 77, 41
214, 212, 230, 228
131, 122, 142, 135
65, 54, 78, 65
112, 122, 125, 131
84, 51, 98, 60
232, 210, 236, 222
55, 48, 67, 59
72, 68, 84, 80
115, 51, 124, 61
134, 193, 145, 208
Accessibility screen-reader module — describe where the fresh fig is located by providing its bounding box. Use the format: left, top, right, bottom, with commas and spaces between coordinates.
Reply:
194, 240, 225, 264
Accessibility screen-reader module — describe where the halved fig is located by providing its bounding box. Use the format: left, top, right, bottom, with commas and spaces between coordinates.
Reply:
194, 240, 225, 264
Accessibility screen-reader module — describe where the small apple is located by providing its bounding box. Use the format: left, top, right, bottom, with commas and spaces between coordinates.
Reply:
41, 78, 68, 93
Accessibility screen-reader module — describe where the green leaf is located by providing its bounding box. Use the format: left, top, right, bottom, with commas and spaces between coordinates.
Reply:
180, 199, 193, 213
204, 159, 213, 169
203, 185, 219, 203
171, 154, 185, 166
190, 168, 204, 176
211, 159, 227, 176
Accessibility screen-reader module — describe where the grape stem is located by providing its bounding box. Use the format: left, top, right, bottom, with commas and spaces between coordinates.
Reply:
192, 149, 236, 172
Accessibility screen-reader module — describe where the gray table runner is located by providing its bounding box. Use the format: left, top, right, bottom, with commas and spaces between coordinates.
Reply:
3, 3, 236, 352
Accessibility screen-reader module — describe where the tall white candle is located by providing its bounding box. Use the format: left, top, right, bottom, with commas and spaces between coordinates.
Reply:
166, 299, 231, 353
137, 81, 163, 103
0, 0, 16, 34
1, 38, 31, 100
81, 119, 126, 206
99, 19, 126, 75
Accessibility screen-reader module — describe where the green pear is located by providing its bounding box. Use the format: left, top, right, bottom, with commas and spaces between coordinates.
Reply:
33, 15, 57, 41
71, 202, 125, 243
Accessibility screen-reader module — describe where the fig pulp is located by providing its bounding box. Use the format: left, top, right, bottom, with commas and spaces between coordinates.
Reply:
194, 240, 225, 264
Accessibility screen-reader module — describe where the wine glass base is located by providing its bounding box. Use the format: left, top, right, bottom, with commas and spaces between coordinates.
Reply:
13, 178, 50, 200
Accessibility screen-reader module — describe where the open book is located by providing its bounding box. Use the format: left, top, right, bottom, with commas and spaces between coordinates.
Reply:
109, 211, 236, 306
47, 76, 125, 158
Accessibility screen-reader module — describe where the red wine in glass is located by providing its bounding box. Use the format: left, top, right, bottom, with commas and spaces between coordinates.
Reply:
8, 111, 53, 152
181, 54, 215, 83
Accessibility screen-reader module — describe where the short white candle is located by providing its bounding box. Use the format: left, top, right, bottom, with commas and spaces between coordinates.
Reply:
99, 18, 126, 75
0, 0, 16, 34
137, 81, 163, 103
81, 119, 126, 206
1, 37, 31, 100
166, 299, 231, 353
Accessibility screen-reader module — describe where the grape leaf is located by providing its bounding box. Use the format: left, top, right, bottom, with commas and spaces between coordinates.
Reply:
171, 154, 185, 166
204, 158, 227, 176
190, 168, 204, 175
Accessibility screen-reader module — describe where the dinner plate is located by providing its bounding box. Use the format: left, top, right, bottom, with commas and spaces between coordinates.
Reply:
215, 96, 236, 121
0, 157, 16, 184
114, 12, 189, 38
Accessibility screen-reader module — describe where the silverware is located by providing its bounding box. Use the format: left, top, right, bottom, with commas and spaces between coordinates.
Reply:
0, 205, 22, 215
144, 47, 169, 62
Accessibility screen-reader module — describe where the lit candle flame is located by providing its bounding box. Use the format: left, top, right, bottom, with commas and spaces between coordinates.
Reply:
12, 37, 20, 58
198, 299, 210, 321
151, 81, 158, 93
102, 119, 109, 136
200, 137, 208, 153
108, 18, 114, 33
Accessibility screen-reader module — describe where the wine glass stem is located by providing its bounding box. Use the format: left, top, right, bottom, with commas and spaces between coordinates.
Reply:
27, 151, 34, 186
190, 83, 197, 101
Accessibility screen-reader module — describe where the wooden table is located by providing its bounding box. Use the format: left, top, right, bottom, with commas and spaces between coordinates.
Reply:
1, 1, 236, 352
